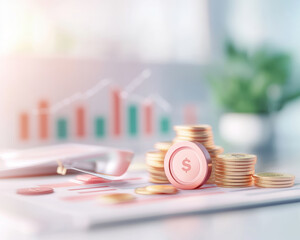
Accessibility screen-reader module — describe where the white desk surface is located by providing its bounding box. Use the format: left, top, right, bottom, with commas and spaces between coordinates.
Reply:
1, 152, 300, 240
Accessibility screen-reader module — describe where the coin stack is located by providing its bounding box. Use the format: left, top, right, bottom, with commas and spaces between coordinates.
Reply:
173, 125, 215, 148
146, 141, 172, 184
215, 153, 257, 188
173, 125, 224, 184
206, 146, 224, 184
253, 172, 295, 188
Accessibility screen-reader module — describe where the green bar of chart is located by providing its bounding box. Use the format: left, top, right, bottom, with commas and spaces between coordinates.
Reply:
128, 105, 138, 136
57, 118, 67, 139
160, 116, 170, 134
95, 117, 105, 138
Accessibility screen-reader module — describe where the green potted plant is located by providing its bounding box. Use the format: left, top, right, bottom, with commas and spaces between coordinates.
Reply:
209, 41, 300, 149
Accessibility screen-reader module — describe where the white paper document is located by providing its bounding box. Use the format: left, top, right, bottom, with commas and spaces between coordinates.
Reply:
0, 171, 300, 235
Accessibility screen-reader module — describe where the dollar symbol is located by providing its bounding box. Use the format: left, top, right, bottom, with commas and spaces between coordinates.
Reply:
182, 158, 191, 173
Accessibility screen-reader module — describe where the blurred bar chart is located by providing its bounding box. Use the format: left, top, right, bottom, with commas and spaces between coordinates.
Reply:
18, 87, 173, 143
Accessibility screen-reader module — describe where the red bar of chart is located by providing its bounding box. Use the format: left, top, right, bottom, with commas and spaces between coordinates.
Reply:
38, 100, 49, 140
19, 112, 29, 140
184, 104, 197, 125
76, 106, 86, 138
111, 88, 121, 137
144, 102, 153, 135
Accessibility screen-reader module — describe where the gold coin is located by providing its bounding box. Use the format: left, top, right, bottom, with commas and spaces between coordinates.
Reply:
147, 166, 164, 172
216, 183, 253, 188
146, 157, 164, 162
215, 178, 253, 184
254, 181, 294, 187
149, 178, 170, 184
215, 181, 253, 187
174, 138, 214, 145
149, 174, 168, 181
146, 159, 164, 168
148, 168, 166, 175
206, 179, 215, 184
146, 158, 165, 162
254, 178, 294, 184
149, 173, 168, 178
255, 182, 294, 188
146, 185, 178, 194
218, 153, 257, 161
99, 193, 136, 204
146, 151, 166, 158
175, 128, 212, 134
177, 134, 212, 139
174, 124, 212, 132
216, 161, 256, 167
146, 155, 165, 160
207, 146, 224, 155
216, 162, 256, 168
176, 134, 213, 140
175, 135, 213, 139
148, 168, 167, 174
175, 130, 212, 135
214, 174, 252, 180
147, 160, 164, 164
215, 165, 255, 171
215, 163, 255, 169
147, 165, 164, 170
215, 169, 255, 175
215, 158, 256, 167
253, 178, 295, 184
253, 172, 295, 181
135, 187, 154, 195
172, 140, 214, 147
154, 141, 173, 151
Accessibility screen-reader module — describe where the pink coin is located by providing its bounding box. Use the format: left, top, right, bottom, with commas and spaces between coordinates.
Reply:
164, 141, 211, 190
17, 187, 54, 195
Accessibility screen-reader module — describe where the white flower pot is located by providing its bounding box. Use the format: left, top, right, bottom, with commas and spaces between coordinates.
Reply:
219, 113, 272, 149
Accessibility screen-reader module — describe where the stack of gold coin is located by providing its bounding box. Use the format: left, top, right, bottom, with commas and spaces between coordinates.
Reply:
215, 153, 256, 188
253, 172, 295, 188
173, 125, 214, 149
135, 185, 178, 195
146, 141, 173, 184
173, 125, 224, 184
206, 146, 224, 184
154, 141, 173, 152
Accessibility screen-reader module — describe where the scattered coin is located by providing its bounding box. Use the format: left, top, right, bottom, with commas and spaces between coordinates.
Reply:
146, 185, 178, 194
134, 187, 154, 195
255, 182, 294, 188
253, 172, 295, 181
99, 193, 136, 204
253, 172, 295, 188
17, 187, 54, 195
